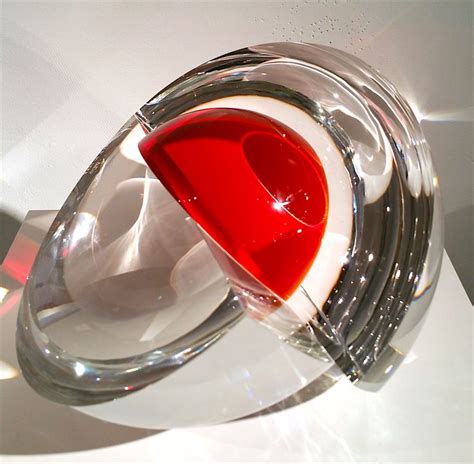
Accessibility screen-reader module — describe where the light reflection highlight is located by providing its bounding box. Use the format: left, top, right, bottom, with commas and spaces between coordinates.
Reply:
419, 107, 473, 123
0, 360, 19, 380
0, 287, 8, 304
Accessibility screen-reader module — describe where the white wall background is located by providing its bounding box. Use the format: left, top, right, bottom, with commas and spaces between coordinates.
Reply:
1, 0, 472, 300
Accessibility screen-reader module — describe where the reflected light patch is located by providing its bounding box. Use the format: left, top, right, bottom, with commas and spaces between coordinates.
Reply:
403, 352, 418, 364
420, 107, 473, 123
74, 362, 86, 377
404, 93, 472, 124
120, 124, 148, 165
0, 360, 19, 380
69, 212, 97, 250
0, 288, 22, 317
408, 100, 425, 123
0, 287, 8, 304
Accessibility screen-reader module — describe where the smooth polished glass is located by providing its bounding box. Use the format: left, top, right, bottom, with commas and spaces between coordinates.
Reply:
3, 211, 339, 428
16, 43, 443, 422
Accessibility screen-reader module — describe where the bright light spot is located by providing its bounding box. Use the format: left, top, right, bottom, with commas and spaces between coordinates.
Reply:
404, 352, 418, 364
70, 212, 95, 246
0, 360, 19, 380
433, 176, 439, 187
360, 276, 366, 283
384, 364, 393, 375
273, 200, 290, 211
0, 287, 8, 304
386, 206, 391, 213
395, 269, 401, 279
297, 228, 302, 234
333, 92, 339, 99
418, 107, 474, 123
368, 253, 374, 262
120, 124, 147, 166
74, 362, 85, 377
404, 98, 425, 122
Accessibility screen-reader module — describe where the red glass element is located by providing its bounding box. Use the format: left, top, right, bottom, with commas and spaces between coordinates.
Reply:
139, 108, 328, 299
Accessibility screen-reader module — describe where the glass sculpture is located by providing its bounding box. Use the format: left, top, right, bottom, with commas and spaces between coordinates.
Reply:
16, 43, 443, 426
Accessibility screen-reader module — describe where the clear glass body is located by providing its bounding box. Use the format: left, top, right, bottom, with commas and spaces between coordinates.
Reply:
16, 43, 443, 425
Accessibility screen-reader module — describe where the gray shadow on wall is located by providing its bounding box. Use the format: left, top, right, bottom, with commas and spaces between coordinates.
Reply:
445, 205, 473, 303
0, 212, 22, 263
